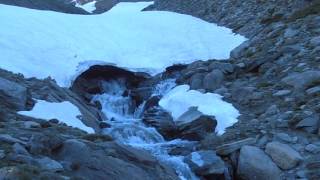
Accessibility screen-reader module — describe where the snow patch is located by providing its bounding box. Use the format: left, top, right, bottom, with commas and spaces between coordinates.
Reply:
0, 2, 246, 87
18, 100, 94, 133
75, 1, 97, 13
159, 85, 240, 134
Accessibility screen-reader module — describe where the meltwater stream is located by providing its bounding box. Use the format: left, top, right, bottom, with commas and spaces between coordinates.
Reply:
92, 79, 198, 180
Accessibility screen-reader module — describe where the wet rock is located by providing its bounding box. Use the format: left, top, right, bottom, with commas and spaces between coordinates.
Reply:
216, 138, 256, 156
36, 157, 64, 172
0, 134, 26, 145
0, 77, 27, 110
176, 107, 217, 141
185, 150, 225, 177
203, 69, 224, 91
265, 142, 303, 170
237, 145, 281, 180
306, 86, 320, 95
143, 107, 177, 139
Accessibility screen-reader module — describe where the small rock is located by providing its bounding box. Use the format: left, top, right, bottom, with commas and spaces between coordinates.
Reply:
203, 69, 224, 91
185, 150, 225, 177
305, 144, 320, 154
36, 157, 64, 172
0, 134, 26, 145
296, 115, 319, 134
237, 145, 281, 180
273, 90, 291, 97
310, 36, 320, 47
0, 150, 5, 159
23, 121, 41, 128
275, 133, 297, 143
48, 119, 59, 124
282, 71, 320, 90
99, 121, 111, 129
265, 142, 303, 170
306, 86, 320, 95
216, 138, 256, 156
12, 143, 30, 156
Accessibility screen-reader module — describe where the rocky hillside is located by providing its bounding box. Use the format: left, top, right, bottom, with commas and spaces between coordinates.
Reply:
147, 0, 320, 179
0, 0, 319, 180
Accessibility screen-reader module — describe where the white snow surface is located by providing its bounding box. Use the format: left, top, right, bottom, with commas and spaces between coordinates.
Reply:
159, 85, 240, 134
75, 0, 97, 13
18, 100, 94, 133
0, 1, 245, 87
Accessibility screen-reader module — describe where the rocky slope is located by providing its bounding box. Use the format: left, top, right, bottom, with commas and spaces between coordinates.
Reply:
0, 0, 319, 180
147, 0, 320, 179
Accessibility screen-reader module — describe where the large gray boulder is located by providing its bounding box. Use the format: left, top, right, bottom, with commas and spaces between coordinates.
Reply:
0, 77, 27, 110
56, 139, 179, 180
184, 150, 225, 177
237, 145, 281, 180
216, 138, 256, 156
265, 142, 303, 170
176, 107, 217, 141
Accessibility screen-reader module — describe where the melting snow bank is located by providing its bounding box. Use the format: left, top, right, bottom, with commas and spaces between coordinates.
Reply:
0, 2, 245, 87
159, 85, 240, 134
18, 100, 94, 133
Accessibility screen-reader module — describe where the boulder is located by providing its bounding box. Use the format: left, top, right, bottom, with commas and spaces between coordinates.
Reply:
265, 142, 303, 170
203, 70, 224, 91
36, 157, 64, 172
282, 71, 320, 90
216, 138, 256, 156
0, 77, 27, 110
295, 114, 319, 134
176, 107, 217, 141
55, 139, 179, 180
184, 150, 225, 177
142, 107, 177, 139
237, 145, 281, 180
0, 134, 26, 145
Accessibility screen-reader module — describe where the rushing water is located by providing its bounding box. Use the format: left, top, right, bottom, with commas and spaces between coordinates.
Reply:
92, 79, 198, 180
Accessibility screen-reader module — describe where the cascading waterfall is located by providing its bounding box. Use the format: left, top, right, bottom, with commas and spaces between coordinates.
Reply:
92, 79, 198, 180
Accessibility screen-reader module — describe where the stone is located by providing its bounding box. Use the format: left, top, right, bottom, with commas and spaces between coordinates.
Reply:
27, 133, 64, 155
306, 86, 320, 95
36, 157, 64, 172
190, 73, 204, 90
0, 150, 5, 159
203, 69, 224, 91
0, 77, 27, 110
310, 36, 320, 47
282, 71, 320, 90
265, 142, 303, 170
23, 121, 41, 128
209, 62, 234, 74
184, 150, 225, 177
0, 134, 26, 145
12, 143, 30, 156
274, 133, 297, 143
305, 144, 320, 154
237, 145, 281, 180
176, 107, 217, 141
273, 90, 291, 97
295, 115, 319, 134
216, 138, 256, 156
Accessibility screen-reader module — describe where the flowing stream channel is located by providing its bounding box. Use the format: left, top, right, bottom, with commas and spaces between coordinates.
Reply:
91, 79, 198, 180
